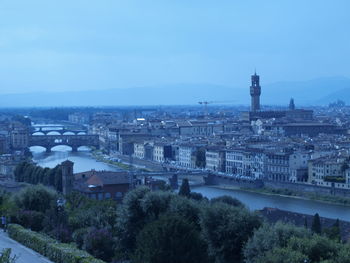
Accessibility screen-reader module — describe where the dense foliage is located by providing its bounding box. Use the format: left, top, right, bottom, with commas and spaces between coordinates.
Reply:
244, 222, 350, 263
132, 214, 209, 263
7, 224, 104, 263
14, 162, 62, 192
1, 182, 349, 263
178, 178, 191, 197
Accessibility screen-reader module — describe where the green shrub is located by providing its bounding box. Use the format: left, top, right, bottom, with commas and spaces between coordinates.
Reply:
0, 248, 17, 263
16, 210, 45, 231
72, 228, 89, 249
14, 185, 57, 213
7, 224, 105, 263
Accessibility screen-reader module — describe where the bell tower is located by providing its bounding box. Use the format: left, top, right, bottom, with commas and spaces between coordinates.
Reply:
61, 160, 74, 195
250, 71, 261, 112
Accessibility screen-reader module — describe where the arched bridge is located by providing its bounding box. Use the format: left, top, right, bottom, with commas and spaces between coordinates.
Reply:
32, 125, 87, 135
32, 128, 87, 135
29, 134, 99, 152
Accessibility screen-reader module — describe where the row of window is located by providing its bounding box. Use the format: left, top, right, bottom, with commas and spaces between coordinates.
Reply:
89, 191, 123, 200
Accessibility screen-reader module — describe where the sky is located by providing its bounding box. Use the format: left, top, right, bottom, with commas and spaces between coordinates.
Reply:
0, 0, 349, 94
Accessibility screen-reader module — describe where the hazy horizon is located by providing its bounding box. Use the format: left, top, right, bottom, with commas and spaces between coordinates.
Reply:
1, 0, 350, 97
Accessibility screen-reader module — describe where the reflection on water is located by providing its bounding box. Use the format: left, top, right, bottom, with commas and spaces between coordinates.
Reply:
31, 145, 121, 173
193, 186, 350, 221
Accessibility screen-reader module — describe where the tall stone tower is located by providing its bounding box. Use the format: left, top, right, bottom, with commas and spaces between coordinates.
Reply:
250, 71, 261, 112
289, 98, 295, 110
61, 160, 74, 195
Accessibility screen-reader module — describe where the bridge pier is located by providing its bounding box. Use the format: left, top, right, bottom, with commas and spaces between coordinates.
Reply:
46, 148, 51, 153
72, 146, 78, 152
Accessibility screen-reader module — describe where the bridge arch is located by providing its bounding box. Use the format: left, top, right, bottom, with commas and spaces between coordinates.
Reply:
29, 134, 99, 153
63, 132, 75, 135
46, 131, 61, 135
32, 132, 45, 136
29, 146, 47, 152
51, 145, 73, 152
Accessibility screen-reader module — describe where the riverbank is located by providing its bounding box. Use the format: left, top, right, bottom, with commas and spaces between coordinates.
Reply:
91, 150, 152, 172
91, 150, 131, 170
207, 184, 350, 207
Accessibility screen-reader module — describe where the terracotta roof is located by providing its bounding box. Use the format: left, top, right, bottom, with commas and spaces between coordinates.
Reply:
86, 172, 131, 186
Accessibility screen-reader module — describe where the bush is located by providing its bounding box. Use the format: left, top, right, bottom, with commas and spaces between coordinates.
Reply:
16, 210, 45, 231
14, 185, 57, 213
200, 203, 262, 263
115, 186, 150, 258
0, 248, 17, 263
132, 214, 208, 263
7, 224, 105, 263
244, 222, 311, 263
84, 228, 115, 262
211, 195, 245, 208
73, 228, 89, 249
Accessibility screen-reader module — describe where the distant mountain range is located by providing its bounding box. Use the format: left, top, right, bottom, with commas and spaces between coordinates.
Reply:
263, 76, 350, 106
1, 76, 350, 107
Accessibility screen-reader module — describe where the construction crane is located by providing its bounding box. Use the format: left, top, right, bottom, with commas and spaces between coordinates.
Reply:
198, 101, 213, 117
198, 100, 236, 117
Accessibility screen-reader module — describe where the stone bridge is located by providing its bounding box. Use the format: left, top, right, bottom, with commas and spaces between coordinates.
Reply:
32, 125, 87, 135
29, 134, 99, 152
32, 128, 87, 135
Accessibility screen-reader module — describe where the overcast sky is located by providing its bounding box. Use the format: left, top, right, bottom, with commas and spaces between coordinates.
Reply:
0, 0, 349, 94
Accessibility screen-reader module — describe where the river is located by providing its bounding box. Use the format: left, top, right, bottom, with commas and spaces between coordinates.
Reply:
30, 145, 350, 221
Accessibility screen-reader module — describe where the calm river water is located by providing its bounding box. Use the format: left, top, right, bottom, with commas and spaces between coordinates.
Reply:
30, 145, 350, 221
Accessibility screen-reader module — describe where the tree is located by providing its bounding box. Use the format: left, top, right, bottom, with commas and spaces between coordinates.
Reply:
178, 179, 191, 197
244, 222, 311, 263
287, 235, 338, 262
16, 210, 45, 231
189, 192, 206, 201
132, 214, 208, 263
14, 185, 57, 213
54, 166, 63, 192
72, 228, 89, 249
324, 219, 341, 241
167, 195, 203, 229
211, 195, 245, 208
140, 191, 174, 220
14, 162, 27, 182
255, 247, 306, 263
200, 203, 261, 263
115, 187, 151, 259
244, 222, 344, 263
311, 213, 322, 234
84, 228, 115, 262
